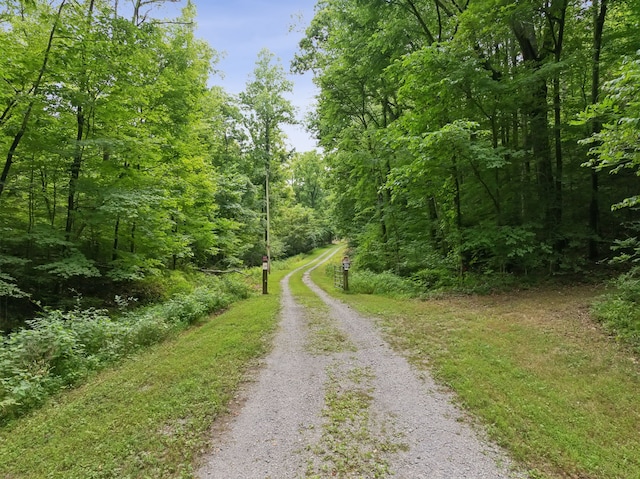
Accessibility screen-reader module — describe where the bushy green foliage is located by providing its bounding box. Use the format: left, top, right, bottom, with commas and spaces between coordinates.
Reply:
462, 223, 548, 273
0, 274, 253, 423
581, 53, 640, 202
349, 270, 421, 298
411, 267, 458, 290
276, 204, 331, 256
592, 270, 640, 352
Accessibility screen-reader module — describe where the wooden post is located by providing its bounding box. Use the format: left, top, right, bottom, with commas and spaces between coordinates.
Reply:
342, 256, 351, 292
265, 168, 271, 273
262, 256, 268, 294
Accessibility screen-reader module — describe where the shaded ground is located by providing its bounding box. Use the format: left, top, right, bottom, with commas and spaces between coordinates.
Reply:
197, 250, 527, 478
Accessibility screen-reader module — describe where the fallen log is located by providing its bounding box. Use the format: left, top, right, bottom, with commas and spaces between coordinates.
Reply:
199, 268, 248, 276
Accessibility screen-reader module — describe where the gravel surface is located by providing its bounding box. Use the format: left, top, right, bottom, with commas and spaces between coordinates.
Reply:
198, 249, 527, 478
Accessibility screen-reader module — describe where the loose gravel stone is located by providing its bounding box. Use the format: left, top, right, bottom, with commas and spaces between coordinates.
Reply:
198, 249, 528, 479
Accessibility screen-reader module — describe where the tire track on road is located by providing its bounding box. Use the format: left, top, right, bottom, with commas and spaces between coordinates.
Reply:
302, 254, 528, 479
199, 246, 526, 478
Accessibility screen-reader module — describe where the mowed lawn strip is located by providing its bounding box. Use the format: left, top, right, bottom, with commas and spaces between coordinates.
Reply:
310, 265, 640, 479
0, 248, 329, 479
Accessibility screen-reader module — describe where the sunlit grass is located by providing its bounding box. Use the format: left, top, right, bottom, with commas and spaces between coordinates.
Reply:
0, 248, 331, 478
310, 264, 640, 479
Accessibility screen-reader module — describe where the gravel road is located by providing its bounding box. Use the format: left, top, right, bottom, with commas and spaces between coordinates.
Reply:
198, 249, 527, 478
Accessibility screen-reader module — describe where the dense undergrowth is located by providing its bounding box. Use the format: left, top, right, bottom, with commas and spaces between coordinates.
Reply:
591, 268, 640, 353
339, 263, 582, 298
0, 271, 258, 424
0, 248, 328, 478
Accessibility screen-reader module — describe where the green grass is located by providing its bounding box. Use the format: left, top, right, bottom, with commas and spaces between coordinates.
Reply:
0, 248, 330, 478
306, 363, 404, 478
288, 258, 355, 355
310, 263, 640, 479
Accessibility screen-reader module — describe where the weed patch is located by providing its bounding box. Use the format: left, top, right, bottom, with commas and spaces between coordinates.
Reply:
304, 311, 356, 355
591, 271, 640, 352
306, 362, 405, 478
0, 274, 254, 424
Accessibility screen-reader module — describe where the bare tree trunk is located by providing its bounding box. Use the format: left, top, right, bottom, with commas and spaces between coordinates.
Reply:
65, 105, 85, 241
589, 0, 608, 261
113, 216, 120, 261
130, 222, 136, 253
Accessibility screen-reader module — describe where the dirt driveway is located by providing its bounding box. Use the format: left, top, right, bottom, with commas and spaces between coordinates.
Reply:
198, 249, 527, 478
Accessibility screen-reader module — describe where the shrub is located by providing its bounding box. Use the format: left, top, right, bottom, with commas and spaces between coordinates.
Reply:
411, 267, 458, 290
592, 270, 640, 352
0, 273, 254, 424
349, 270, 421, 298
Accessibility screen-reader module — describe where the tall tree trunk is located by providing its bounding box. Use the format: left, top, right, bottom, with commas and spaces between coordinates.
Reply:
65, 105, 85, 241
530, 82, 553, 228
452, 157, 462, 229
27, 162, 35, 260
511, 19, 554, 233
553, 76, 563, 224
130, 222, 136, 253
40, 169, 53, 227
64, 0, 95, 243
113, 216, 120, 261
550, 0, 568, 240
427, 196, 442, 252
589, 0, 608, 261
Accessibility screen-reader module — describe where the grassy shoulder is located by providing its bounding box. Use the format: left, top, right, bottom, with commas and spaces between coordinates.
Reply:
309, 261, 640, 479
0, 248, 329, 479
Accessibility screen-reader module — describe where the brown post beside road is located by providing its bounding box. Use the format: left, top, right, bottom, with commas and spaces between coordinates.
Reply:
262, 255, 269, 294
342, 256, 351, 292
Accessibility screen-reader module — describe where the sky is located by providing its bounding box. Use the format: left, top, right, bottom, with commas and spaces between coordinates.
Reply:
155, 0, 319, 152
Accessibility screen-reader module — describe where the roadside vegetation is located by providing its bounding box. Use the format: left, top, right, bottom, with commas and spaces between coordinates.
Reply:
591, 269, 640, 353
330, 250, 640, 355
0, 272, 256, 424
0, 250, 326, 478
312, 259, 640, 479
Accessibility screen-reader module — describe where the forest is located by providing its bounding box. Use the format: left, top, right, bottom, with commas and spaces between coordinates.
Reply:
1, 0, 640, 471
1, 0, 639, 325
0, 0, 332, 331
294, 0, 640, 282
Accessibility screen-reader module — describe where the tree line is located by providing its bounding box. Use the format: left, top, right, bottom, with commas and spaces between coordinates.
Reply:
0, 0, 331, 329
294, 0, 639, 279
3, 0, 638, 328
